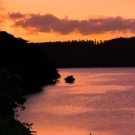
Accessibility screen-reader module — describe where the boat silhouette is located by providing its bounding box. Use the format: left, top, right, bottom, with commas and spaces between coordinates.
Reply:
65, 75, 75, 83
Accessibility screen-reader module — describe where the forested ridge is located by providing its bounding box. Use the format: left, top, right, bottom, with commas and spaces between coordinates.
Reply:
0, 31, 60, 135
37, 37, 135, 67
0, 31, 135, 134
0, 31, 60, 93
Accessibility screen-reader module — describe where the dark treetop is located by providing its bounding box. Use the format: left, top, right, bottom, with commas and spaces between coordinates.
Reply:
0, 31, 60, 93
37, 37, 135, 67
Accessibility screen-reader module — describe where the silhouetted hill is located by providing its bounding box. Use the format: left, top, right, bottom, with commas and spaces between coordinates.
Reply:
0, 31, 60, 92
35, 37, 135, 67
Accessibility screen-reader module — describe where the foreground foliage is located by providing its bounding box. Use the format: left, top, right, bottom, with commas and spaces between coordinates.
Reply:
0, 68, 37, 135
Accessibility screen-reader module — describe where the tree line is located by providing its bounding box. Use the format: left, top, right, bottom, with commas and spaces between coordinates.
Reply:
0, 31, 135, 134
37, 37, 135, 67
0, 31, 60, 93
0, 31, 61, 135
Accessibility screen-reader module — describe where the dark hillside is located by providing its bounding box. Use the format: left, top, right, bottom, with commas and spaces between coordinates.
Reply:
0, 31, 60, 92
37, 37, 135, 67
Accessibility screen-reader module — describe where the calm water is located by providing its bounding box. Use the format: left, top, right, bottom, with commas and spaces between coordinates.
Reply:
18, 68, 135, 135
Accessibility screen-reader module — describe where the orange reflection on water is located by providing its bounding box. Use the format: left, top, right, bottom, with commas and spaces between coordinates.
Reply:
68, 85, 132, 94
18, 68, 135, 135
45, 105, 88, 115
33, 125, 115, 135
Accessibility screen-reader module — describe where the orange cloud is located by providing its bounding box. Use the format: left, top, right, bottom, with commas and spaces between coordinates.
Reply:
0, 14, 5, 29
0, 0, 5, 11
0, 1, 6, 30
8, 12, 135, 35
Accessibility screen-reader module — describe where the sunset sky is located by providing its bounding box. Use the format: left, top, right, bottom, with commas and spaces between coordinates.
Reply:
0, 0, 135, 42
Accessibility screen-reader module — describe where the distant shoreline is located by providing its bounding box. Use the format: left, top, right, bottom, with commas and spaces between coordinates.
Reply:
32, 37, 135, 68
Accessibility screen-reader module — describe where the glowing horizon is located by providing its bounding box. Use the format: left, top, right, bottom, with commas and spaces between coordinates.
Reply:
1, 0, 135, 42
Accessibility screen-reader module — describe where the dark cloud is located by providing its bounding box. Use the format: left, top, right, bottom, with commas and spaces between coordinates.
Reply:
8, 12, 26, 20
8, 12, 135, 35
